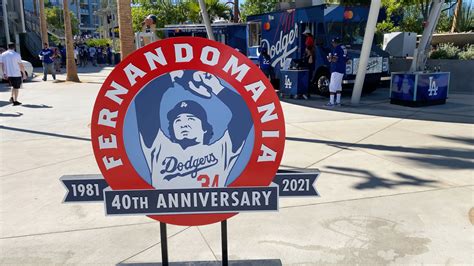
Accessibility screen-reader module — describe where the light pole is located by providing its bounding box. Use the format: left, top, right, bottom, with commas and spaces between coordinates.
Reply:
198, 0, 215, 41
350, 0, 382, 105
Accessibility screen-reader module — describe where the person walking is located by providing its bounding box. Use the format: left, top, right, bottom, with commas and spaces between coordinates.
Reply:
326, 37, 347, 107
106, 44, 113, 65
39, 43, 56, 81
97, 46, 103, 65
80, 45, 88, 67
89, 45, 97, 66
74, 45, 79, 66
53, 47, 62, 73
0, 43, 27, 106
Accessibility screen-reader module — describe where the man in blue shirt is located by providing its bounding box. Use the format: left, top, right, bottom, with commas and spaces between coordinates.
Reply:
326, 37, 347, 106
106, 44, 113, 65
38, 43, 56, 81
258, 47, 272, 80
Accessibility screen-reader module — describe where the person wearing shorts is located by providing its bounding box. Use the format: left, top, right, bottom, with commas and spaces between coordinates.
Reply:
326, 37, 347, 107
0, 43, 26, 106
39, 43, 56, 81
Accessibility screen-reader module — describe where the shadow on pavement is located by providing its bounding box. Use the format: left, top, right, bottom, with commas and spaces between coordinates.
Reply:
434, 135, 474, 146
0, 100, 11, 107
21, 104, 53, 109
281, 88, 474, 124
324, 166, 438, 190
286, 136, 474, 172
0, 112, 23, 117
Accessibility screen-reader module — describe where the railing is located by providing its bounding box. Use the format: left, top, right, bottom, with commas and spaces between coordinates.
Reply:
24, 11, 43, 56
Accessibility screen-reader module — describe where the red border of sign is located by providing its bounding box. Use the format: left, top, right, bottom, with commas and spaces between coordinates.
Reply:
91, 37, 285, 226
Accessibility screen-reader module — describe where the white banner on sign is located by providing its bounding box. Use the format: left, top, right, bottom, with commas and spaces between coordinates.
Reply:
353, 57, 383, 74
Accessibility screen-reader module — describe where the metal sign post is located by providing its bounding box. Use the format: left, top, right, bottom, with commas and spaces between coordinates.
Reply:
160, 222, 169, 266
221, 220, 229, 266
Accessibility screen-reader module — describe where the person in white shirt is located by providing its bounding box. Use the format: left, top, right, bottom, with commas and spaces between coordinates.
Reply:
89, 46, 97, 66
74, 45, 79, 65
0, 43, 26, 106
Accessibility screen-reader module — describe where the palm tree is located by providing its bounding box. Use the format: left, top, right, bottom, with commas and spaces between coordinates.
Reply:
117, 0, 135, 59
451, 0, 463, 32
234, 0, 240, 22
39, 0, 48, 44
187, 0, 231, 23
63, 0, 80, 82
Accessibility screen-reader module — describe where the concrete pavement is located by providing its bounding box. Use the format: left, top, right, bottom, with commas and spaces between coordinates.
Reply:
0, 68, 473, 265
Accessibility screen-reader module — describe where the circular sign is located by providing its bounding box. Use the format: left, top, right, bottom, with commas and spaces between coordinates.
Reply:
91, 37, 285, 226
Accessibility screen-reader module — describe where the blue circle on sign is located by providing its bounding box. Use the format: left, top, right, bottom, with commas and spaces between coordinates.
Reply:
123, 70, 255, 189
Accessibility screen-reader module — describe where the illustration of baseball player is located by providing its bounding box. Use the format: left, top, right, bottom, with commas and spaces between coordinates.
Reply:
136, 71, 253, 189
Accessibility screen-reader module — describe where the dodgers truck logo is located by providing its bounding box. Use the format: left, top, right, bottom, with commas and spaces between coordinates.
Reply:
91, 37, 285, 226
261, 11, 298, 69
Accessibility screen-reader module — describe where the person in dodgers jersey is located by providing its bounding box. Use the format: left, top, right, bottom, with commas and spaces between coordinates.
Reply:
137, 70, 253, 189
326, 37, 347, 107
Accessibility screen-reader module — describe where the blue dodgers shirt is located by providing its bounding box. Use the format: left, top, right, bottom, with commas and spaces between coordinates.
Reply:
330, 45, 347, 74
39, 48, 54, 64
259, 54, 271, 71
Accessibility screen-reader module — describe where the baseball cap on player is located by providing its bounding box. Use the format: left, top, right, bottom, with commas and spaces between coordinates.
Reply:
167, 100, 214, 144
331, 37, 342, 44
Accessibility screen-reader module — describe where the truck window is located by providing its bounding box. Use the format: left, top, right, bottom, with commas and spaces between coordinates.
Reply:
326, 22, 366, 45
248, 22, 261, 47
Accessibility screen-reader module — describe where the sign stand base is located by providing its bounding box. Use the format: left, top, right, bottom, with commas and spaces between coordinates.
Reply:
132, 220, 280, 266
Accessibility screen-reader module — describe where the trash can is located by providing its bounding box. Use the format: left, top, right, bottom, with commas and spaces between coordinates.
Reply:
390, 72, 450, 107
279, 69, 309, 99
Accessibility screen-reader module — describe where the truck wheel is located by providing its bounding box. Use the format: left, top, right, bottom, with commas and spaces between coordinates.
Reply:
312, 70, 330, 96
363, 83, 377, 94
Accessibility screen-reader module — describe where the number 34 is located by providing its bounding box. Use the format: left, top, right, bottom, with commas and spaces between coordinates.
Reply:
198, 174, 219, 188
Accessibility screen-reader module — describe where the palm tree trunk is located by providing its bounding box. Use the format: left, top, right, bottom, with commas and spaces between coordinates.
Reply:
63, 0, 80, 82
117, 0, 135, 59
39, 0, 48, 44
451, 0, 462, 32
33, 0, 37, 16
234, 0, 239, 22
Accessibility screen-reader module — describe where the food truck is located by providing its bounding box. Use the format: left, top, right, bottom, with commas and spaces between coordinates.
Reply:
246, 4, 391, 95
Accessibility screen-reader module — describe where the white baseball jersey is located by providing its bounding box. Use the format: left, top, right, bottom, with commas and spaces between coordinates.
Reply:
141, 130, 243, 189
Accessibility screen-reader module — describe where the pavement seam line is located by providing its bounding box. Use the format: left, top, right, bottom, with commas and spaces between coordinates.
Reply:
197, 227, 219, 261
287, 116, 384, 124
118, 226, 191, 264
279, 184, 474, 210
0, 153, 93, 178
0, 221, 155, 240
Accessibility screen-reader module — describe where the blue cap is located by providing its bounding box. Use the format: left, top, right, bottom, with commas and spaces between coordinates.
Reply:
167, 100, 208, 123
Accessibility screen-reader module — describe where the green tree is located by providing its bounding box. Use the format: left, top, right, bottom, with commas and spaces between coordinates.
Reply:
376, 0, 458, 34
185, 0, 230, 23
240, 0, 278, 21
131, 0, 188, 32
46, 6, 79, 35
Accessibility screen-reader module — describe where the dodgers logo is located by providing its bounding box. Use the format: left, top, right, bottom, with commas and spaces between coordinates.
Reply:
428, 76, 438, 96
91, 37, 285, 226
